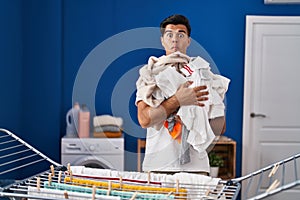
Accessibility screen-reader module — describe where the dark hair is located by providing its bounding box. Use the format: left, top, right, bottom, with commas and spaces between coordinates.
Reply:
160, 14, 191, 37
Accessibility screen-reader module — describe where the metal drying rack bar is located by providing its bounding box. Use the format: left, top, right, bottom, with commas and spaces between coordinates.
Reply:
5, 128, 299, 199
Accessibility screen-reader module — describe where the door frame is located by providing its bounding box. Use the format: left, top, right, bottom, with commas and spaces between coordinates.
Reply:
242, 15, 300, 176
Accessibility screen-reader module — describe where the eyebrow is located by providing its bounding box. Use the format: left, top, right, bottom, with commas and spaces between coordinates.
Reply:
164, 29, 187, 34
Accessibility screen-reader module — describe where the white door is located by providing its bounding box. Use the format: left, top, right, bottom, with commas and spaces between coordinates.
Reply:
242, 16, 300, 199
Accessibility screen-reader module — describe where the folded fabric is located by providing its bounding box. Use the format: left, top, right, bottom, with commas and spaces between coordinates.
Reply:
93, 131, 122, 138
28, 185, 120, 200
64, 177, 181, 198
93, 115, 123, 127
44, 181, 175, 200
94, 125, 121, 133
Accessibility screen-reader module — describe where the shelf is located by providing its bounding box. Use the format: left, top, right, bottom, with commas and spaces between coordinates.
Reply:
209, 136, 236, 180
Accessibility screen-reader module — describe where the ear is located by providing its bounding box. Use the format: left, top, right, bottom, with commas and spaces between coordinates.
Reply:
187, 37, 191, 47
160, 36, 165, 48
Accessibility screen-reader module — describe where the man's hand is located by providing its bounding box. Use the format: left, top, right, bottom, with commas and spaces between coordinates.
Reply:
175, 81, 209, 107
137, 81, 209, 128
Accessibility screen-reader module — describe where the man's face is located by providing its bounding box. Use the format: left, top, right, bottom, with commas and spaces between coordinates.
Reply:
161, 24, 191, 55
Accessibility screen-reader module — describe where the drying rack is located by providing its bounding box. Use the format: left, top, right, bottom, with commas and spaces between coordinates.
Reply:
0, 128, 298, 199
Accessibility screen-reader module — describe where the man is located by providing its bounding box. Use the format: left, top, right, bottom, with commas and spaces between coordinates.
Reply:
135, 14, 229, 174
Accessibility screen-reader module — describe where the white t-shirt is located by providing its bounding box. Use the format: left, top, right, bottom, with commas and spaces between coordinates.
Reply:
141, 125, 210, 172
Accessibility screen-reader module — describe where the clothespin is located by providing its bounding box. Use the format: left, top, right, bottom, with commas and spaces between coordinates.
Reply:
69, 170, 73, 182
64, 190, 69, 199
50, 165, 55, 176
130, 192, 138, 200
147, 171, 151, 184
167, 191, 173, 197
67, 163, 71, 173
48, 173, 52, 186
175, 179, 179, 194
36, 177, 41, 191
92, 186, 96, 200
107, 180, 112, 196
205, 189, 211, 196
268, 163, 280, 177
119, 176, 123, 189
58, 171, 62, 183
266, 179, 280, 193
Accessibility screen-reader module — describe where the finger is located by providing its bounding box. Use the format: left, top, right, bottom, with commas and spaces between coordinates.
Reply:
197, 97, 209, 102
185, 81, 193, 87
197, 102, 206, 107
193, 86, 208, 93
196, 91, 209, 97
195, 85, 207, 90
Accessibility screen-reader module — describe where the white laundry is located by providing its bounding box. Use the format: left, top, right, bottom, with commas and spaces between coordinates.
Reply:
70, 166, 166, 185
155, 56, 230, 158
70, 166, 220, 186
28, 185, 121, 200
135, 51, 190, 108
69, 166, 222, 199
135, 52, 230, 172
163, 172, 221, 199
93, 115, 123, 127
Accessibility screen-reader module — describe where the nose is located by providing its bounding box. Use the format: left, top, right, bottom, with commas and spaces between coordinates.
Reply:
171, 34, 178, 43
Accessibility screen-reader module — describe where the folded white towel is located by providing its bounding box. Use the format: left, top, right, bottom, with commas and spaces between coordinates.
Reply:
93, 115, 123, 127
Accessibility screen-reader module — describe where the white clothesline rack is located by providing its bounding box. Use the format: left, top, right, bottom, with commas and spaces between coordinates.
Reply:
0, 128, 298, 199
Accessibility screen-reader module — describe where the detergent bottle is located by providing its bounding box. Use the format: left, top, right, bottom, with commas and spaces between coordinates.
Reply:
65, 102, 80, 137
78, 104, 90, 138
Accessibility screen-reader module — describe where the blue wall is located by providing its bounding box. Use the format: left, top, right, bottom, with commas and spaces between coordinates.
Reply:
1, 0, 300, 178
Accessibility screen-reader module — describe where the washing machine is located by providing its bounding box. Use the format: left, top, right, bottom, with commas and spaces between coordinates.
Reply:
61, 137, 124, 171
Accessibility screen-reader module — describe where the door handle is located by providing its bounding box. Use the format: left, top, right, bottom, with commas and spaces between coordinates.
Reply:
250, 113, 266, 118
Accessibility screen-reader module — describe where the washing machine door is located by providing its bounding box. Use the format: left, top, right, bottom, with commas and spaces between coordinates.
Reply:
71, 156, 114, 169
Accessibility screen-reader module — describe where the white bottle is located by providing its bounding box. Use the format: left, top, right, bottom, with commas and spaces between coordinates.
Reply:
66, 102, 80, 137
78, 104, 90, 138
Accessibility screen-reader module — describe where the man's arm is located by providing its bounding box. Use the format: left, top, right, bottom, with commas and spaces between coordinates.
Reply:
209, 116, 226, 135
137, 82, 209, 128
137, 95, 180, 128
